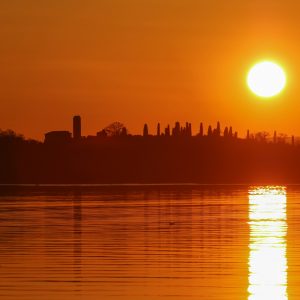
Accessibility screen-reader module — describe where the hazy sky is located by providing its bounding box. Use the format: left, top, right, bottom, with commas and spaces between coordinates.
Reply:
1, 0, 300, 140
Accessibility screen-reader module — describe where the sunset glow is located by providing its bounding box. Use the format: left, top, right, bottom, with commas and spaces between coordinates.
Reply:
2, 1, 300, 139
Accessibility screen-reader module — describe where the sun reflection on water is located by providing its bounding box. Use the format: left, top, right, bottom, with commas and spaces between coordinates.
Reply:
248, 186, 288, 300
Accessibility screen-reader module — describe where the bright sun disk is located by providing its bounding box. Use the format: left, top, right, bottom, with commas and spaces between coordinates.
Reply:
247, 61, 286, 98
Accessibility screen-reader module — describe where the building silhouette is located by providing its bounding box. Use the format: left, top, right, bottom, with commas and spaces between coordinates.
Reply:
73, 116, 82, 140
44, 131, 72, 144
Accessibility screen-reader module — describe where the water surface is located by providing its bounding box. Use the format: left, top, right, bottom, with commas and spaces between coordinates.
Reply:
1, 185, 300, 300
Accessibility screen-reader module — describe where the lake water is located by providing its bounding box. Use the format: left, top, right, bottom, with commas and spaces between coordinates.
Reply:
0, 184, 300, 300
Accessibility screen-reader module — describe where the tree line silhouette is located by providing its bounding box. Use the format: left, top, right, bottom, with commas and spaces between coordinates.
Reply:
0, 121, 299, 184
88, 121, 294, 144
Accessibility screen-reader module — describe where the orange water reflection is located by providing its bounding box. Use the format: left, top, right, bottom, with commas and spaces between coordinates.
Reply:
248, 186, 288, 300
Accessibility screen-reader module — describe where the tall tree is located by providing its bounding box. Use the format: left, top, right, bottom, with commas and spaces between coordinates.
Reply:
207, 125, 212, 136
188, 123, 192, 136
165, 125, 170, 137
174, 122, 180, 136
199, 123, 203, 137
273, 131, 277, 143
143, 124, 149, 137
102, 122, 126, 137
216, 122, 221, 136
157, 123, 161, 136
224, 127, 229, 138
229, 126, 233, 138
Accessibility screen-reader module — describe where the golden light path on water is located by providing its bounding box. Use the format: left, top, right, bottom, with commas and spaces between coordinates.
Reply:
248, 186, 288, 300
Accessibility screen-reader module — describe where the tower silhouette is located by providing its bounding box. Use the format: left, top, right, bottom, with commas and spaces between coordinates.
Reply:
73, 116, 81, 140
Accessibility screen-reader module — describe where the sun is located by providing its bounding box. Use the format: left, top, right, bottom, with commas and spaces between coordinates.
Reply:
247, 61, 286, 98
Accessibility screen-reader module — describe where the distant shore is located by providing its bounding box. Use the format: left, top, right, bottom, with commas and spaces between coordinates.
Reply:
1, 131, 300, 184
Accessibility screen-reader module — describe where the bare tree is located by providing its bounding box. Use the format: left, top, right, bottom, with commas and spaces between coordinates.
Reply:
102, 122, 127, 137
255, 131, 269, 142
0, 129, 24, 140
277, 133, 288, 144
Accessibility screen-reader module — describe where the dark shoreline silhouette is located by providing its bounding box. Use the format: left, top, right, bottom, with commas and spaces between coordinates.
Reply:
1, 117, 299, 184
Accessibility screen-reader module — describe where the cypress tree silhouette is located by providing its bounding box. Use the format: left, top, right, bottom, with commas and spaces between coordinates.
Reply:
157, 123, 161, 136
207, 125, 212, 136
199, 123, 203, 137
224, 127, 229, 138
247, 129, 250, 140
174, 122, 180, 136
188, 123, 192, 136
229, 126, 233, 138
216, 121, 221, 137
273, 131, 277, 143
143, 124, 149, 137
165, 125, 170, 137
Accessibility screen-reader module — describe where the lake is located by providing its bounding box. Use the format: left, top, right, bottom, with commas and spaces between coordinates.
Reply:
0, 184, 299, 300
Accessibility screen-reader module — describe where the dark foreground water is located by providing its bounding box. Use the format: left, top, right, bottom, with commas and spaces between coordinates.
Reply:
0, 184, 299, 300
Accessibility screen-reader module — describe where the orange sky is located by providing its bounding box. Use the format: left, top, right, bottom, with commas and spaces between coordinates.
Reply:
1, 0, 300, 140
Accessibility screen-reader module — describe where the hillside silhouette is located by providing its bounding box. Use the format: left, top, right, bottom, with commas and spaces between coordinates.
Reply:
0, 119, 299, 184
